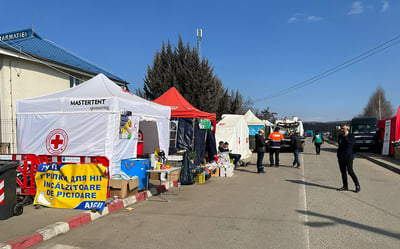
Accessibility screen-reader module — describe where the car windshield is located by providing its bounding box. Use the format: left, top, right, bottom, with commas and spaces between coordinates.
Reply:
351, 124, 377, 134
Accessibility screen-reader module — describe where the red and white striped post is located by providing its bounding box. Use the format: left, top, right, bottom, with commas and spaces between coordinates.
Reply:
0, 179, 5, 205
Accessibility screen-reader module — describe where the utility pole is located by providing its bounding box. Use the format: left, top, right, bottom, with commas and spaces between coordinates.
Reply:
196, 28, 202, 59
378, 93, 381, 120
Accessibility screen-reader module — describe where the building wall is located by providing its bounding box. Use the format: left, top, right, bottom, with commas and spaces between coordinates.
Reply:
0, 54, 90, 152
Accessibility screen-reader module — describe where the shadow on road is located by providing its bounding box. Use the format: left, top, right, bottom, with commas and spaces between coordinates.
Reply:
234, 167, 259, 174
320, 147, 337, 153
285, 179, 337, 190
297, 210, 400, 240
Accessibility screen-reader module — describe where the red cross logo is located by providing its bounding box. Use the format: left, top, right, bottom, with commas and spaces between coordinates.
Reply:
46, 129, 69, 154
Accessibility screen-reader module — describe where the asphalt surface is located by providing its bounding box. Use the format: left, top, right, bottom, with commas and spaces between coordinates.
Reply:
1, 138, 400, 249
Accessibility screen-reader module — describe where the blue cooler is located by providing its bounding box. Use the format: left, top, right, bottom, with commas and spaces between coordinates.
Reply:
121, 158, 150, 190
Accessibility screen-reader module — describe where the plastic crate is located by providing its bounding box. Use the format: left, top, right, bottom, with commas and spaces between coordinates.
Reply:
194, 172, 205, 184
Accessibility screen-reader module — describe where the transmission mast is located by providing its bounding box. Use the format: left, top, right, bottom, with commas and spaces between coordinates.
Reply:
196, 28, 203, 59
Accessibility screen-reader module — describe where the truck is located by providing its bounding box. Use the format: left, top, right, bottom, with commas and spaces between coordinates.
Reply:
350, 117, 378, 151
273, 116, 305, 152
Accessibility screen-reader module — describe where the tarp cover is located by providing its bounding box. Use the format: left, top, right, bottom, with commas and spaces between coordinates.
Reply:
16, 74, 171, 176
215, 114, 252, 159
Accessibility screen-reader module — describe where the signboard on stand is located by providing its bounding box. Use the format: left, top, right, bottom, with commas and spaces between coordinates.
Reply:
382, 119, 391, 155
34, 163, 108, 210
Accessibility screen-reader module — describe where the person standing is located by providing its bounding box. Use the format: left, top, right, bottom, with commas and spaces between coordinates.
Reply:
312, 130, 325, 155
337, 125, 360, 193
290, 131, 302, 168
255, 129, 267, 174
268, 127, 284, 167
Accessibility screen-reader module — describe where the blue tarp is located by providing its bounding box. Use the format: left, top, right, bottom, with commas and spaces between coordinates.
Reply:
249, 125, 265, 135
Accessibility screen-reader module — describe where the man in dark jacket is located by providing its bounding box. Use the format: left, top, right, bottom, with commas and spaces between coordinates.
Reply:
337, 125, 360, 192
255, 129, 267, 174
290, 131, 302, 168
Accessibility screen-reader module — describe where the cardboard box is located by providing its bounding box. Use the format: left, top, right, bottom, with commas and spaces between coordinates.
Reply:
109, 178, 139, 199
150, 172, 160, 180
167, 169, 181, 181
151, 169, 181, 181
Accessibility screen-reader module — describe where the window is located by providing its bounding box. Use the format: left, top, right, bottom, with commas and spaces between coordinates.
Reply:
169, 120, 178, 147
69, 76, 82, 88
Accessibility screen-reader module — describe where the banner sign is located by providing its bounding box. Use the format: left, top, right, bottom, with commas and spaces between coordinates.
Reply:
199, 119, 211, 129
34, 163, 108, 210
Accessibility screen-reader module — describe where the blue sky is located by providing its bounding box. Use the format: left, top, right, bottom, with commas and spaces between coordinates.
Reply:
2, 0, 400, 122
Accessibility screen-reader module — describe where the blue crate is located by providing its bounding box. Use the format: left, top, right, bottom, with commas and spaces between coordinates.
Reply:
121, 158, 150, 190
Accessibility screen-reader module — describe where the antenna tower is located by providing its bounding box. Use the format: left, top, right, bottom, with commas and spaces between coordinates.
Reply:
196, 28, 203, 59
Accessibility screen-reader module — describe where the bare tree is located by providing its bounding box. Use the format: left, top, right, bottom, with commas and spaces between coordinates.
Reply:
362, 86, 394, 119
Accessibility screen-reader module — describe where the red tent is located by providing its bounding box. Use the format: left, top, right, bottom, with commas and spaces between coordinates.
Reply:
153, 87, 217, 129
378, 106, 400, 155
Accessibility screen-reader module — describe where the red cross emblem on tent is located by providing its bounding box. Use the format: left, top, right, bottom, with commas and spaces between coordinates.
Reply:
46, 129, 69, 154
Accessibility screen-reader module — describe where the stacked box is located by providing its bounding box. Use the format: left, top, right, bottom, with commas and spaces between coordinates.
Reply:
219, 167, 226, 177
226, 167, 234, 177
109, 177, 139, 199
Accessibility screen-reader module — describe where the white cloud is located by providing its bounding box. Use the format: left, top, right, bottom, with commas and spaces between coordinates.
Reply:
381, 0, 389, 13
348, 1, 364, 15
307, 16, 322, 22
288, 17, 297, 23
288, 14, 322, 23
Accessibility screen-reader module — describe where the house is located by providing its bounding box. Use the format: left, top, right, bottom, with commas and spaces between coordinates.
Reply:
0, 27, 129, 153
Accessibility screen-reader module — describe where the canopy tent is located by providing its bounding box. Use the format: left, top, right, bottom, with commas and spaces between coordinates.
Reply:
16, 74, 171, 176
244, 110, 265, 135
154, 87, 217, 165
378, 106, 400, 155
153, 87, 217, 127
215, 114, 252, 159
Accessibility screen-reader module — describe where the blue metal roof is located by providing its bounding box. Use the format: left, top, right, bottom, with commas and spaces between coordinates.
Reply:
0, 28, 128, 84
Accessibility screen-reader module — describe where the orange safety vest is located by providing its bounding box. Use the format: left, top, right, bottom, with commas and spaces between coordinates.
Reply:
268, 132, 284, 149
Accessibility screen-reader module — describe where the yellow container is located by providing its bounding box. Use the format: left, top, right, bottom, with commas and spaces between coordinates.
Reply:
211, 168, 219, 177
194, 172, 205, 184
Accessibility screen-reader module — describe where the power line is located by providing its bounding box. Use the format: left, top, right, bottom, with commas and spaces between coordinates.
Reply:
254, 34, 400, 102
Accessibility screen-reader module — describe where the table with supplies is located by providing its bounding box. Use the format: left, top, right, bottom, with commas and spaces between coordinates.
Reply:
146, 167, 181, 202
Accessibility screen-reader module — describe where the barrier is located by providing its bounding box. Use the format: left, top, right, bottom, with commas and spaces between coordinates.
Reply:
0, 154, 40, 197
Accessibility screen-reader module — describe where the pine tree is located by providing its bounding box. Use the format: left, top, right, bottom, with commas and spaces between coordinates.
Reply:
140, 35, 245, 118
362, 86, 394, 119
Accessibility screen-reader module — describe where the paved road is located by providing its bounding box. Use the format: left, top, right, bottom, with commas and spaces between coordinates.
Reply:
32, 138, 400, 249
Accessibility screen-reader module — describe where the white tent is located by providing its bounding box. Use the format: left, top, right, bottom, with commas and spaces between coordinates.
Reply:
215, 114, 252, 159
244, 110, 265, 135
16, 74, 171, 176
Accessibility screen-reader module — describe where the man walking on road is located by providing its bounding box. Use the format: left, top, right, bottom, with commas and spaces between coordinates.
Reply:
268, 127, 284, 167
290, 131, 302, 168
337, 125, 360, 193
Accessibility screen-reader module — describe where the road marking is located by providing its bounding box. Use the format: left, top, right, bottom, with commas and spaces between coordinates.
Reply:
299, 153, 311, 249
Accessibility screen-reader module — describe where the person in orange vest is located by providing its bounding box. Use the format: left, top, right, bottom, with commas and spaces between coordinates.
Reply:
268, 127, 284, 167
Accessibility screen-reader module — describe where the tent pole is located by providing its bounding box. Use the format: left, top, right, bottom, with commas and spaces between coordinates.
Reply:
192, 118, 195, 152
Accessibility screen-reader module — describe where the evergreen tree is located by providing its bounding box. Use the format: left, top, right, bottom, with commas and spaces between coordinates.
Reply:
362, 86, 394, 119
140, 35, 245, 118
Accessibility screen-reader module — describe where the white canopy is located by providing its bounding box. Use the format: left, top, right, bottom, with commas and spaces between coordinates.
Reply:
215, 114, 252, 159
16, 74, 171, 176
244, 110, 264, 126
